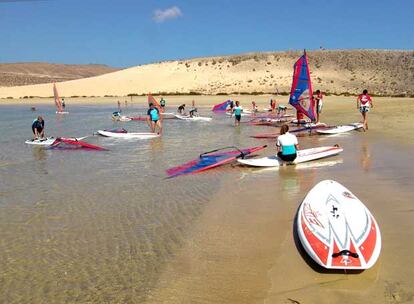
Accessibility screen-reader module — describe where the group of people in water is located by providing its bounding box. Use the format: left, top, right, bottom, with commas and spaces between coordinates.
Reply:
177, 100, 198, 117
31, 90, 374, 160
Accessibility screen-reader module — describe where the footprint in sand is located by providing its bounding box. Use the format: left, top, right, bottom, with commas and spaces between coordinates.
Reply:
384, 281, 414, 303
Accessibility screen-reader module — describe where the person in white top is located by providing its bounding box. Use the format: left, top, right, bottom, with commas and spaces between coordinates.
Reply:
276, 124, 299, 162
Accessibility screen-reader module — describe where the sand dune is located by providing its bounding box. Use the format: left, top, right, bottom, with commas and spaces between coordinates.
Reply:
0, 62, 119, 87
0, 50, 412, 99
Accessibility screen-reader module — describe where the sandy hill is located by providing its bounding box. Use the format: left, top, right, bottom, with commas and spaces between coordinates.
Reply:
0, 50, 413, 98
0, 62, 119, 87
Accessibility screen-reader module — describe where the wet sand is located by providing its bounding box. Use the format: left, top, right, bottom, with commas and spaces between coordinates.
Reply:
0, 97, 413, 303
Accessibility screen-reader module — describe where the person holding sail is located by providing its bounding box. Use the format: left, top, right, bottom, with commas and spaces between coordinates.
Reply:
276, 124, 299, 162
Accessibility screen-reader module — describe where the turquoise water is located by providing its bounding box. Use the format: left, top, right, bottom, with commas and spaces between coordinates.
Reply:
0, 102, 413, 303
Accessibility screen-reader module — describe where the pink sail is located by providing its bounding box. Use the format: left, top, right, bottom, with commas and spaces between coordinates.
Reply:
53, 83, 64, 113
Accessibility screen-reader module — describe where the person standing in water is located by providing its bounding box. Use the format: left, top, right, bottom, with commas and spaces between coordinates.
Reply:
276, 124, 299, 162
357, 89, 373, 130
147, 103, 162, 134
232, 100, 242, 126
160, 97, 166, 109
189, 100, 197, 117
251, 101, 258, 113
271, 99, 276, 112
117, 100, 121, 112
314, 90, 323, 123
32, 116, 45, 139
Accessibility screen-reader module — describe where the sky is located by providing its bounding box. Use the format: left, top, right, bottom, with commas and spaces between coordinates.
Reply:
0, 0, 413, 67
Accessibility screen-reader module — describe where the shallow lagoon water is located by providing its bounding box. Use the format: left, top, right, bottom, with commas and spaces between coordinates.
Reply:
0, 99, 413, 303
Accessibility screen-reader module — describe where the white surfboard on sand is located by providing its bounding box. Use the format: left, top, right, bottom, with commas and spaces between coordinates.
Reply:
237, 146, 343, 167
297, 180, 381, 269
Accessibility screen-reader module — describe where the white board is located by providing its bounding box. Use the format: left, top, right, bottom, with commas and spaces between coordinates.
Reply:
25, 136, 89, 146
316, 123, 363, 134
225, 112, 251, 117
174, 114, 212, 121
237, 146, 343, 167
25, 137, 57, 146
297, 180, 381, 269
97, 130, 160, 139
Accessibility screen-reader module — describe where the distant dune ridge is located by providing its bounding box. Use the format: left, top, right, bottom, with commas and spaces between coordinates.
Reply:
0, 50, 413, 98
0, 62, 119, 87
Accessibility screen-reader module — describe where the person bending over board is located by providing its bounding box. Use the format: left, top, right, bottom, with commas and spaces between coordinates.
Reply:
276, 124, 299, 162
32, 116, 45, 139
232, 100, 242, 126
147, 103, 162, 134
314, 90, 323, 123
357, 89, 373, 130
277, 103, 287, 116
177, 104, 186, 115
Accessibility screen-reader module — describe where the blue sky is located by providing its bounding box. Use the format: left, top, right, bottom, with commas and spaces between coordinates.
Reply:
0, 0, 413, 67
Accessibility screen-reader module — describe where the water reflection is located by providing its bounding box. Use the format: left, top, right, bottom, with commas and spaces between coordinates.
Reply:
361, 140, 372, 172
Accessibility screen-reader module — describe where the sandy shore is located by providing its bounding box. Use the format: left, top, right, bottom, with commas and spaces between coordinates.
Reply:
1, 50, 413, 97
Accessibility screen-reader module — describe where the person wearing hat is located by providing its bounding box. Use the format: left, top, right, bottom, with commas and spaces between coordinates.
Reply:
147, 103, 162, 134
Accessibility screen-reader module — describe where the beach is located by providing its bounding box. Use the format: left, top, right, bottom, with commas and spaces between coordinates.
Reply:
0, 50, 413, 98
0, 96, 414, 303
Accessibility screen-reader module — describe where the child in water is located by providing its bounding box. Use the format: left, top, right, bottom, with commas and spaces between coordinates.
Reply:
232, 101, 242, 126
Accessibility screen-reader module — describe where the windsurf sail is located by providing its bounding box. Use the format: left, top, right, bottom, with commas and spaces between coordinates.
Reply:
166, 145, 267, 178
49, 138, 107, 150
212, 100, 233, 112
148, 93, 163, 112
53, 83, 64, 113
288, 51, 316, 121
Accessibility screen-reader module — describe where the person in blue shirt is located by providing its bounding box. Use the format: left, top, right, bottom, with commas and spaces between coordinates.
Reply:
32, 116, 45, 139
147, 103, 162, 134
232, 100, 243, 126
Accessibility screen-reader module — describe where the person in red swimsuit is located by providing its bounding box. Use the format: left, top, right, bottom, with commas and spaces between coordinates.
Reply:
356, 89, 373, 130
